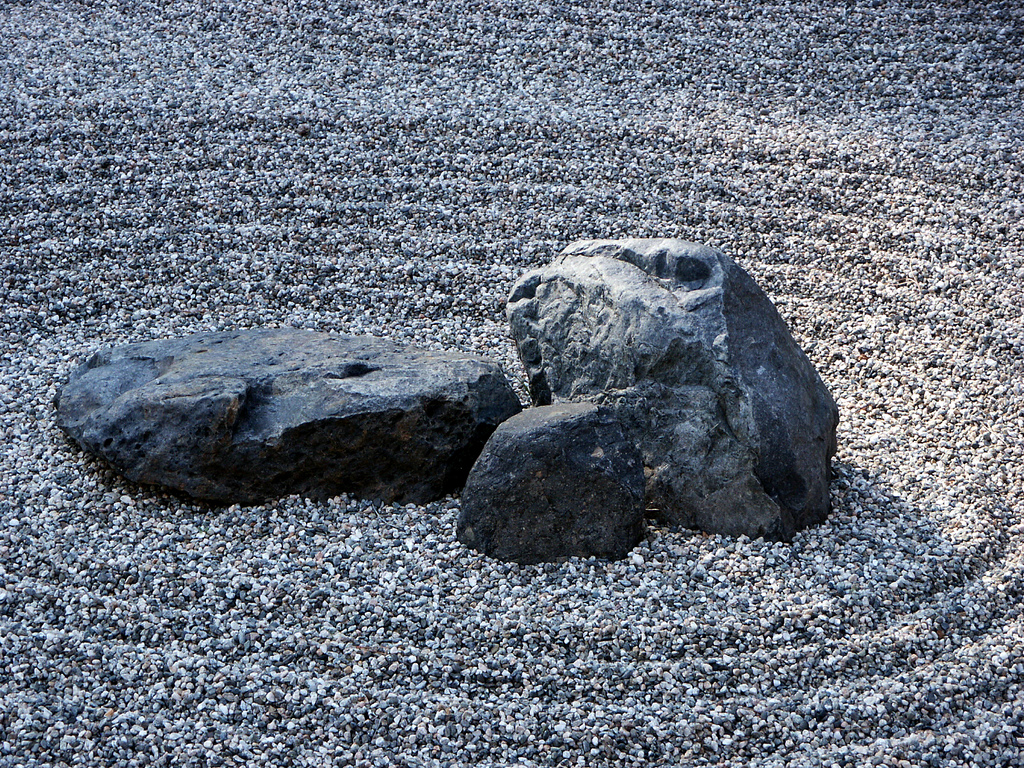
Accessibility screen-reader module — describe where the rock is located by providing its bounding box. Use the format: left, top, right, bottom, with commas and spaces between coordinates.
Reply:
507, 238, 839, 541
56, 328, 523, 504
457, 403, 646, 564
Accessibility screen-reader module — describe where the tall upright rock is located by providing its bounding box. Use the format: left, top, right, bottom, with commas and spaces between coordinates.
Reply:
507, 238, 838, 541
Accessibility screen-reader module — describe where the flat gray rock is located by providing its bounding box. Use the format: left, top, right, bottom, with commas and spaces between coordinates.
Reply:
507, 238, 839, 541
457, 403, 646, 564
56, 328, 523, 504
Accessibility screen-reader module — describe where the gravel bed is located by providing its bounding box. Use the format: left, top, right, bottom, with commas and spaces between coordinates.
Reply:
2, 1, 1023, 766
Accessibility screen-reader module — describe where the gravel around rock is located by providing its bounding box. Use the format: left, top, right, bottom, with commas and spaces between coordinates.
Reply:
2, 1, 1023, 766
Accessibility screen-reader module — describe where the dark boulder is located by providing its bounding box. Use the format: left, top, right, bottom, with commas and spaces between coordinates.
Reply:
507, 238, 838, 541
56, 328, 522, 504
457, 403, 646, 564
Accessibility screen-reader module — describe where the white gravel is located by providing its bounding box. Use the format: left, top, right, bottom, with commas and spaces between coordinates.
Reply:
2, 1, 1023, 766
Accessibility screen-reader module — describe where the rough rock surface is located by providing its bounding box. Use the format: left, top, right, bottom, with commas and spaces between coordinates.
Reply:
56, 328, 522, 504
508, 238, 839, 540
458, 402, 646, 564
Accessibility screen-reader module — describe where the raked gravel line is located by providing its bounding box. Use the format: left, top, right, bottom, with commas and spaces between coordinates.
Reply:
2, 1, 1023, 766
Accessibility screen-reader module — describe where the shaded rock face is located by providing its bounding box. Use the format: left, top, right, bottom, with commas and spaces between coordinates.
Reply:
457, 403, 646, 564
507, 238, 839, 541
56, 329, 523, 505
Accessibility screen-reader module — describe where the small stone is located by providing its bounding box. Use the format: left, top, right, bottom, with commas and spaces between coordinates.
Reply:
457, 403, 646, 564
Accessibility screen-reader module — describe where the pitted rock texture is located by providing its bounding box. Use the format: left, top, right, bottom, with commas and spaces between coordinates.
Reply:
458, 403, 646, 564
56, 328, 523, 504
508, 238, 839, 541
